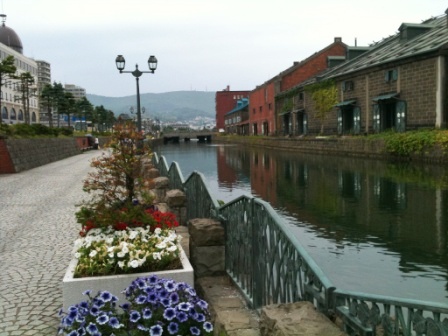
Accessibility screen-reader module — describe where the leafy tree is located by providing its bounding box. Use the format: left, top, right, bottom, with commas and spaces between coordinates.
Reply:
76, 122, 154, 230
57, 91, 76, 128
0, 55, 17, 124
75, 96, 93, 131
95, 105, 116, 132
14, 72, 36, 124
40, 83, 56, 127
306, 80, 338, 134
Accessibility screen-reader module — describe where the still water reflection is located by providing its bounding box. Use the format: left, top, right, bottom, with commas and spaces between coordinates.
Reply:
153, 142, 448, 303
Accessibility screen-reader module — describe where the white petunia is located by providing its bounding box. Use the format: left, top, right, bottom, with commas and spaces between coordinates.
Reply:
129, 260, 139, 268
89, 250, 98, 257
166, 245, 177, 252
155, 241, 167, 249
152, 252, 161, 260
117, 251, 125, 258
118, 261, 125, 269
74, 252, 81, 259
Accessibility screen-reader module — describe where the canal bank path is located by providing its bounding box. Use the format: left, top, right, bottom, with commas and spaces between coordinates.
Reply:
0, 151, 101, 335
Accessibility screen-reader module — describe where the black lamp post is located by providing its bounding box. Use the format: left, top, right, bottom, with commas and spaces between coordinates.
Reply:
115, 55, 157, 133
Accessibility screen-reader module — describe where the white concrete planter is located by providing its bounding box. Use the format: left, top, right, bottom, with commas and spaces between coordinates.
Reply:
62, 246, 193, 310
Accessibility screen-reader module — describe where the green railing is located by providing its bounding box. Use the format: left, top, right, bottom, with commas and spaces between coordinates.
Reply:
152, 153, 448, 336
152, 153, 220, 220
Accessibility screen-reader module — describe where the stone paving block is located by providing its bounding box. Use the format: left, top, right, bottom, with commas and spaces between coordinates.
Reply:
260, 301, 347, 336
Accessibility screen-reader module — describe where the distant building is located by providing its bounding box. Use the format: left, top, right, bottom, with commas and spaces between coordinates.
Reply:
36, 60, 52, 123
215, 85, 250, 131
0, 14, 39, 124
64, 84, 86, 100
224, 98, 249, 135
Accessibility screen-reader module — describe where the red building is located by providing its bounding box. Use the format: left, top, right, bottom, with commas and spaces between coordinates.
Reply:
250, 37, 348, 135
249, 79, 277, 136
215, 86, 250, 131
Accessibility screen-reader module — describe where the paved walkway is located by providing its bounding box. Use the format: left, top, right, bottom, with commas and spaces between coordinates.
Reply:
0, 151, 100, 336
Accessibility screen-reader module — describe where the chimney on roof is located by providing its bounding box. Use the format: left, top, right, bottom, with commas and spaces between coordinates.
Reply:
334, 37, 342, 43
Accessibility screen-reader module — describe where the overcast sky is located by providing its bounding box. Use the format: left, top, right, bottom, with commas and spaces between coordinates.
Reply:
3, 0, 447, 97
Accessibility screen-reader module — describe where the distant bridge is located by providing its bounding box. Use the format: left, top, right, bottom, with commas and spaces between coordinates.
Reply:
162, 131, 214, 144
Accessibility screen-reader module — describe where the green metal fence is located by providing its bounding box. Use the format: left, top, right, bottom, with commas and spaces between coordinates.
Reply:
152, 153, 448, 336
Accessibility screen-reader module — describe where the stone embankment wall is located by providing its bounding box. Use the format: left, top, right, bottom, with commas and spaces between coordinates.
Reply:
0, 137, 108, 174
215, 136, 448, 164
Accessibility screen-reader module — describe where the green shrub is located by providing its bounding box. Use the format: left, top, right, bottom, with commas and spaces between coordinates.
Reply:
12, 123, 36, 136
58, 127, 74, 136
383, 130, 437, 156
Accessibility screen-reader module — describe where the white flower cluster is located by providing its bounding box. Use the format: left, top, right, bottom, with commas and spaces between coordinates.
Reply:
73, 226, 181, 276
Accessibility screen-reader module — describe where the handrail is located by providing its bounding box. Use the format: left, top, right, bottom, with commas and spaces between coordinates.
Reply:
153, 152, 448, 336
152, 153, 219, 221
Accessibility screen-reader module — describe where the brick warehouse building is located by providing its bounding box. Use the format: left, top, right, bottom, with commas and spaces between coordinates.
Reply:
282, 9, 448, 136
250, 37, 348, 136
215, 86, 250, 131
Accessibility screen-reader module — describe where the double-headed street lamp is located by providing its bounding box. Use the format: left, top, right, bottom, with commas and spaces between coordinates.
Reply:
115, 55, 157, 133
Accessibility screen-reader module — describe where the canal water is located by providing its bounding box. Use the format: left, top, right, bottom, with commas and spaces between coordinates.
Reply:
153, 141, 448, 304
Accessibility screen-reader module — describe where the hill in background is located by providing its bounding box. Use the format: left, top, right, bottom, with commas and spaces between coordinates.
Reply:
86, 91, 216, 122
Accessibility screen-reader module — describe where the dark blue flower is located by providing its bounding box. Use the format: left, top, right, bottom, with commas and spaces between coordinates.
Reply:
109, 317, 121, 329
82, 290, 91, 296
189, 307, 199, 319
96, 314, 109, 325
79, 301, 89, 309
197, 299, 208, 310
149, 324, 163, 336
164, 280, 176, 292
186, 287, 197, 297
77, 327, 86, 336
167, 321, 179, 335
142, 307, 152, 319
147, 292, 158, 303
178, 302, 191, 311
148, 275, 158, 284
99, 291, 112, 302
204, 321, 213, 332
135, 294, 147, 304
163, 307, 176, 321
190, 326, 201, 335
158, 288, 169, 299
86, 322, 98, 334
196, 313, 206, 322
136, 279, 146, 289
161, 298, 170, 307
89, 306, 100, 316
176, 311, 188, 323
129, 310, 141, 323
62, 316, 74, 327
93, 298, 105, 308
169, 292, 179, 305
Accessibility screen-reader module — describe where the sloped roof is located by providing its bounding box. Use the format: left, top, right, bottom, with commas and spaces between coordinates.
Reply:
325, 14, 448, 79
225, 98, 249, 116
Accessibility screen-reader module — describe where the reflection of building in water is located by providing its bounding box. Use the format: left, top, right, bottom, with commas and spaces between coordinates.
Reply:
272, 153, 447, 264
250, 150, 278, 204
217, 145, 252, 190
216, 145, 237, 188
